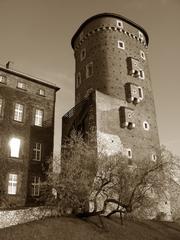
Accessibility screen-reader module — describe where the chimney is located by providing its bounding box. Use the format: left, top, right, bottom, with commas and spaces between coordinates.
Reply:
6, 61, 14, 69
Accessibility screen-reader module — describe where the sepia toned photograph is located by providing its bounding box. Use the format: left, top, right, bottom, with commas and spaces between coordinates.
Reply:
0, 0, 180, 239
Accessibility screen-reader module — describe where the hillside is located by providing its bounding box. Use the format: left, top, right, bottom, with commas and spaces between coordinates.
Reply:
0, 217, 180, 240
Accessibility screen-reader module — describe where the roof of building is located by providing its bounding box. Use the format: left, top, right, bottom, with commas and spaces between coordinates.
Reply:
0, 65, 60, 91
71, 13, 149, 49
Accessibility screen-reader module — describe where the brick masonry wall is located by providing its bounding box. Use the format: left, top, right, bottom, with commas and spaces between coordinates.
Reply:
0, 71, 56, 207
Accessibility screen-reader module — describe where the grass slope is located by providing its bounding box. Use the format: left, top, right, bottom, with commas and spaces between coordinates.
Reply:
0, 217, 180, 240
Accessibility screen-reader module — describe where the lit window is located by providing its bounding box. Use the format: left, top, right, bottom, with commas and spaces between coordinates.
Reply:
14, 103, 24, 122
32, 143, 42, 161
117, 20, 123, 29
8, 174, 18, 195
31, 176, 41, 196
86, 62, 93, 79
138, 31, 144, 41
151, 154, 157, 162
0, 75, 7, 84
140, 50, 146, 60
76, 72, 81, 88
118, 40, 125, 49
80, 48, 86, 61
39, 89, 45, 96
139, 70, 145, 79
34, 109, 43, 127
9, 137, 21, 158
0, 98, 3, 115
143, 121, 150, 131
17, 81, 26, 90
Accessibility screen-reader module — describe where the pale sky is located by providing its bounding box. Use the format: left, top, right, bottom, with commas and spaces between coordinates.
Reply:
0, 0, 179, 156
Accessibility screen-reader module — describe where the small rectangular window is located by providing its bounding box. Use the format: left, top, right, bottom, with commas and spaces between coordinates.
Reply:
31, 176, 41, 196
140, 50, 146, 60
0, 75, 7, 84
8, 174, 18, 195
117, 20, 123, 29
17, 81, 26, 90
86, 62, 93, 79
9, 137, 21, 158
39, 89, 45, 96
32, 143, 42, 161
138, 86, 143, 100
14, 103, 24, 122
139, 70, 145, 79
118, 40, 125, 49
34, 109, 43, 127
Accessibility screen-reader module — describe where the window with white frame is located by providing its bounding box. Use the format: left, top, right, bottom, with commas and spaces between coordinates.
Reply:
138, 86, 144, 100
0, 75, 7, 84
8, 174, 18, 195
124, 148, 132, 159
9, 137, 21, 158
143, 121, 150, 131
31, 176, 41, 196
151, 154, 157, 162
138, 31, 144, 41
139, 69, 145, 79
80, 48, 86, 61
14, 103, 24, 122
32, 143, 42, 161
140, 50, 146, 60
17, 81, 26, 90
117, 20, 123, 29
34, 109, 43, 127
118, 40, 125, 49
86, 62, 93, 79
39, 89, 45, 96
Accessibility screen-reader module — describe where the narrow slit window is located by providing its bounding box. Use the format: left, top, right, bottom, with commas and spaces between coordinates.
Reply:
139, 70, 145, 79
0, 98, 3, 115
76, 72, 81, 88
138, 87, 144, 100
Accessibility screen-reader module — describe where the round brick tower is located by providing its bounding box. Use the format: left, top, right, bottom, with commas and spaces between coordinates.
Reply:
64, 13, 171, 220
71, 13, 160, 162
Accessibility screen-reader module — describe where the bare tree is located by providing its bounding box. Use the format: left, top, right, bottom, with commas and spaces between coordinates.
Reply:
43, 132, 178, 224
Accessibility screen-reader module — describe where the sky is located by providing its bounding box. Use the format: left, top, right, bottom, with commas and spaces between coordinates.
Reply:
0, 0, 179, 156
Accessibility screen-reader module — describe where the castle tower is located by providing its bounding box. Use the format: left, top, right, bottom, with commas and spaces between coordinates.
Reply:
62, 13, 171, 220
69, 13, 159, 162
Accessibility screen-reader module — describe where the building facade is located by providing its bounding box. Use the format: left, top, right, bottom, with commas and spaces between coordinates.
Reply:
0, 65, 59, 208
62, 13, 171, 219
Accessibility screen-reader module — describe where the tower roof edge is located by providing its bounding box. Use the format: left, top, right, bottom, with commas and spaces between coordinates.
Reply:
71, 13, 149, 49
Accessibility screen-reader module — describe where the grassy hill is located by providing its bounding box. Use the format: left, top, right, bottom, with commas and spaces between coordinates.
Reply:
0, 216, 180, 240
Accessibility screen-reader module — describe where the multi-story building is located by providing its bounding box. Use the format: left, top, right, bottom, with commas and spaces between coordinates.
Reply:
62, 13, 171, 219
0, 64, 59, 208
